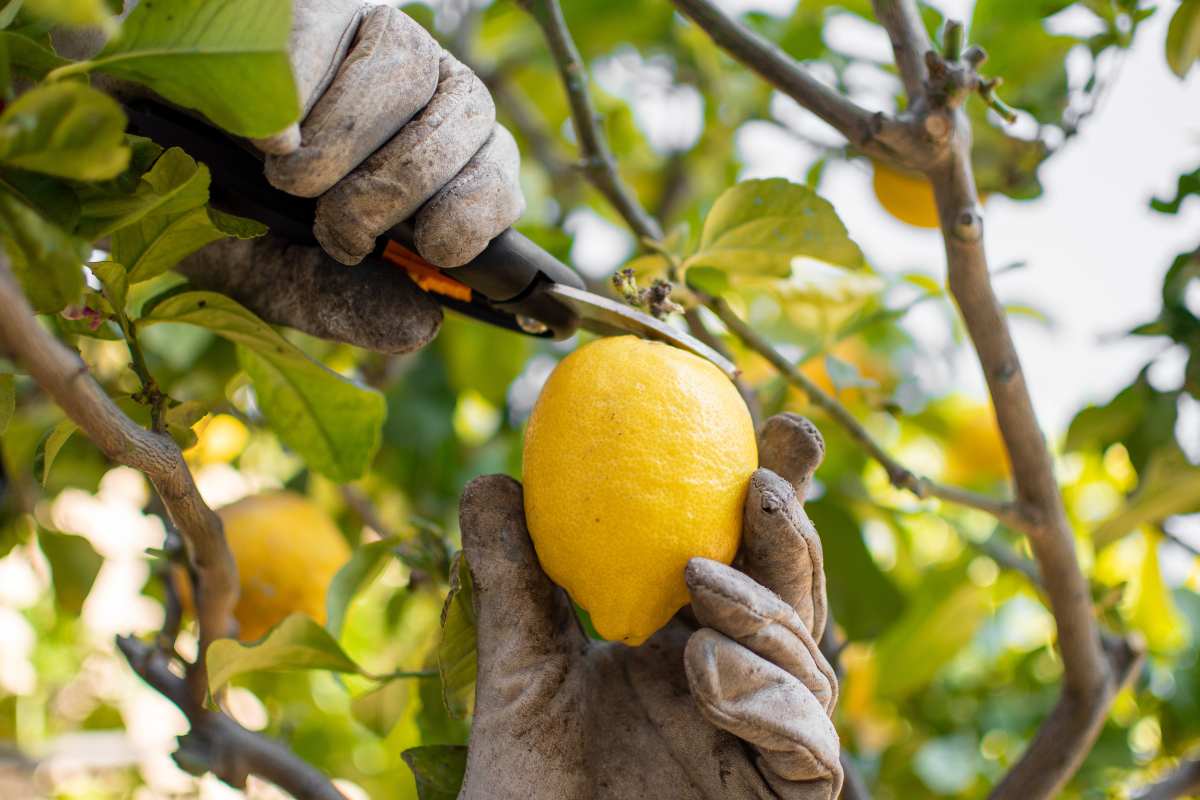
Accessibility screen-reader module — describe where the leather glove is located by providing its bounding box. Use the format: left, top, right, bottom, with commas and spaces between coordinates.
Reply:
257, 0, 525, 269
458, 413, 843, 799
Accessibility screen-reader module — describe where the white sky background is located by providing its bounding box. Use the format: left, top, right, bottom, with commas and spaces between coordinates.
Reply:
568, 0, 1200, 437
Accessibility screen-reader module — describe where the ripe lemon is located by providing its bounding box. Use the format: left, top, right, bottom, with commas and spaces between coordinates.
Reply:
871, 161, 941, 229
178, 491, 350, 641
942, 401, 1009, 486
522, 336, 758, 646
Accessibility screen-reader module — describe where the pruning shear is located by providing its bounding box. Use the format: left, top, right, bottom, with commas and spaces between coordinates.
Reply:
122, 100, 736, 378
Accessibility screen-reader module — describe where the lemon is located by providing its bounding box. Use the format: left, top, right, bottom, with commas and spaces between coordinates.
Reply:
178, 491, 350, 641
522, 336, 758, 646
185, 414, 249, 464
942, 401, 1009, 487
871, 161, 941, 229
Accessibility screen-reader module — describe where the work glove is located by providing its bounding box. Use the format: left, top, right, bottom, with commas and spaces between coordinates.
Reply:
458, 413, 842, 799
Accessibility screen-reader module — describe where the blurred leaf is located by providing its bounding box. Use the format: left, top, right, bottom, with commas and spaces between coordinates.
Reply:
0, 372, 13, 434
89, 259, 126, 312
351, 677, 414, 738
0, 1, 23, 29
70, 0, 298, 138
0, 82, 128, 180
77, 146, 209, 239
0, 513, 34, 560
206, 614, 363, 694
38, 528, 102, 615
1093, 448, 1200, 550
685, 265, 729, 295
438, 315, 531, 408
114, 205, 265, 284
1065, 375, 1176, 473
22, 0, 114, 32
1167, 0, 1200, 78
35, 418, 76, 484
438, 551, 476, 719
140, 291, 385, 481
1151, 167, 1200, 215
872, 562, 992, 700
806, 500, 904, 639
162, 399, 206, 450
402, 745, 467, 800
327, 536, 402, 640
1128, 530, 1190, 653
825, 353, 878, 391
0, 30, 68, 78
0, 187, 85, 313
903, 273, 943, 295
970, 0, 1076, 121
683, 178, 864, 278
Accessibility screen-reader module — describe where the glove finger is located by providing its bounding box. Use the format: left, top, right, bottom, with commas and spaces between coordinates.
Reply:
265, 5, 441, 198
253, 0, 364, 155
413, 124, 525, 267
314, 50, 496, 265
758, 413, 824, 499
739, 469, 828, 640
686, 558, 836, 714
685, 628, 842, 795
177, 235, 442, 353
459, 476, 585, 710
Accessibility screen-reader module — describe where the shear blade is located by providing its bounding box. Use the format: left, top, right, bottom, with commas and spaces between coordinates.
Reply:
543, 284, 738, 379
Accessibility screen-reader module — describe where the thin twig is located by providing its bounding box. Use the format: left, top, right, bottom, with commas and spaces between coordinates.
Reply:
705, 296, 1025, 528
116, 636, 347, 800
0, 255, 237, 706
670, 0, 920, 165
1133, 759, 1200, 800
517, 0, 664, 242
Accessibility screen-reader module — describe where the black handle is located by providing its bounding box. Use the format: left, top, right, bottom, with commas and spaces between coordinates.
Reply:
122, 99, 585, 339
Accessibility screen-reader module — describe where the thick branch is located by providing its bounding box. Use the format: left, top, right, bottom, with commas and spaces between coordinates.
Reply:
1134, 760, 1200, 800
117, 637, 347, 800
671, 0, 917, 163
0, 256, 237, 703
706, 297, 1024, 527
870, 0, 932, 101
519, 0, 664, 242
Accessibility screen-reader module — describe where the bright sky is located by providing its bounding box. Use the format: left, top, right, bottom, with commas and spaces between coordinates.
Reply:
568, 0, 1200, 439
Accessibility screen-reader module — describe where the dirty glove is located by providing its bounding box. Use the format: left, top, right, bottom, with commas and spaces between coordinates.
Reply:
258, 0, 525, 268
458, 413, 842, 799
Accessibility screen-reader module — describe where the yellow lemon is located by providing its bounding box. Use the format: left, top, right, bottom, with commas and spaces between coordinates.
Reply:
871, 161, 941, 229
942, 401, 1009, 486
185, 414, 249, 464
179, 491, 350, 641
522, 336, 758, 646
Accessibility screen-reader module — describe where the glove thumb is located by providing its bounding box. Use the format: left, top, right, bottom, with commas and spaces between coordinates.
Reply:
458, 476, 583, 711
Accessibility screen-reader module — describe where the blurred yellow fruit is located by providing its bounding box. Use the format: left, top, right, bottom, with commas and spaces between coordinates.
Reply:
185, 414, 249, 464
178, 491, 350, 641
942, 402, 1009, 486
871, 161, 941, 229
522, 336, 758, 646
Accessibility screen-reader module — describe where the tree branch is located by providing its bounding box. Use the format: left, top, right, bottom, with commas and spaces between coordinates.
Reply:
671, 0, 919, 164
865, 3, 1127, 796
518, 0, 664, 242
705, 296, 1025, 527
1133, 759, 1200, 800
116, 636, 347, 800
0, 255, 237, 705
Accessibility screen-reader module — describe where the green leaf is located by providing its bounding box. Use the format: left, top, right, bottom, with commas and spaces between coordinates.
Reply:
206, 614, 363, 695
824, 354, 878, 392
0, 187, 86, 313
352, 678, 415, 738
1065, 376, 1176, 473
77, 146, 209, 239
806, 501, 904, 639
36, 418, 76, 484
139, 291, 385, 481
0, 79, 128, 180
438, 551, 476, 719
22, 0, 115, 33
0, 1, 24, 29
438, 315, 532, 408
1167, 0, 1200, 78
0, 31, 69, 78
0, 168, 79, 228
1151, 168, 1200, 215
683, 178, 864, 278
114, 205, 265, 284
684, 265, 729, 296
0, 372, 13, 435
401, 745, 468, 800
1093, 449, 1200, 551
61, 0, 299, 138
38, 528, 102, 615
871, 562, 993, 700
89, 259, 126, 312
327, 536, 402, 640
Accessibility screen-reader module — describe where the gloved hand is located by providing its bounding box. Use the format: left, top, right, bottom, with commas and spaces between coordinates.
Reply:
458, 413, 842, 799
257, 0, 524, 269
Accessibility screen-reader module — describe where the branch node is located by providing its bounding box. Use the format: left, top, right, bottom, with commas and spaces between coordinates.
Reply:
953, 207, 984, 241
